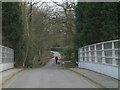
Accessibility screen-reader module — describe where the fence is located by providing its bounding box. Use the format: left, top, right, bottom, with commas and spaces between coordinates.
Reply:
0, 45, 14, 72
78, 39, 120, 79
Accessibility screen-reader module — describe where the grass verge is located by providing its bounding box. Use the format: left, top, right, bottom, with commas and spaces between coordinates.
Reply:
64, 61, 77, 68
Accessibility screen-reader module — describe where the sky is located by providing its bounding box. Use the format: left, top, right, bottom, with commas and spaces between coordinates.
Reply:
1, 0, 120, 2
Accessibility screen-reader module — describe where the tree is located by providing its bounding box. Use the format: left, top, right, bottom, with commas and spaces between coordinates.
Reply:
74, 2, 119, 60
51, 1, 77, 45
2, 2, 24, 65
75, 2, 118, 47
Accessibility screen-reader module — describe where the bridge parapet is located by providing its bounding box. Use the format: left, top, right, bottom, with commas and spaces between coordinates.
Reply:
78, 39, 120, 79
0, 45, 14, 72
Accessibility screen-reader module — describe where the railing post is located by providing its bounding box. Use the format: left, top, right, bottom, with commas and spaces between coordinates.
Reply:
112, 41, 116, 65
89, 46, 91, 62
84, 47, 87, 61
12, 49, 14, 62
0, 46, 2, 64
102, 43, 106, 64
78, 48, 81, 62
80, 49, 83, 61
94, 45, 97, 63
4, 47, 6, 63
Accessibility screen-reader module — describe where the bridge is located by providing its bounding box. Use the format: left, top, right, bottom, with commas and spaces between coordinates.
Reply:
0, 39, 119, 80
0, 40, 119, 88
78, 39, 120, 79
0, 45, 14, 72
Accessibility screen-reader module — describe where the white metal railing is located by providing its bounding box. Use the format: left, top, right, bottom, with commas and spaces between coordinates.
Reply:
0, 45, 14, 64
78, 39, 120, 66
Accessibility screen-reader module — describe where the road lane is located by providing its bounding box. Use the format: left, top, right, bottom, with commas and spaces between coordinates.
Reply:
4, 69, 96, 88
3, 59, 97, 88
3, 51, 98, 88
51, 51, 61, 59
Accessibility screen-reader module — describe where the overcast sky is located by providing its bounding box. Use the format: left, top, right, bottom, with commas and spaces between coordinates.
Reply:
1, 0, 120, 2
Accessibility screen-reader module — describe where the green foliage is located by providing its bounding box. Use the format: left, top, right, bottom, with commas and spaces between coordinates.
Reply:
118, 2, 120, 37
51, 47, 63, 52
2, 3, 23, 42
63, 46, 75, 60
2, 2, 24, 65
74, 2, 119, 61
64, 61, 76, 68
75, 2, 118, 48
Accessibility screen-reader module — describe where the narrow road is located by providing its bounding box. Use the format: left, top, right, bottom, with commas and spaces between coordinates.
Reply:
3, 52, 98, 88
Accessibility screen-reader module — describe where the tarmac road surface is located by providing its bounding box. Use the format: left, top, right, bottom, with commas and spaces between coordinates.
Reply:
3, 52, 98, 88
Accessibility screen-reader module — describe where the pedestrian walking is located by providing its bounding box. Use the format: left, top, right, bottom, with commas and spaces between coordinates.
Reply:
55, 56, 58, 64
